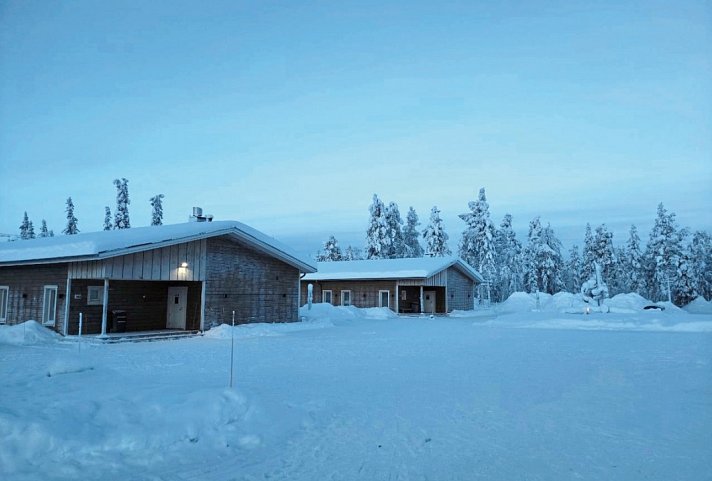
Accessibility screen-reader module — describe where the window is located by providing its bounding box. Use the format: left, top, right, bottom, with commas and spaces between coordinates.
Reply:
341, 290, 351, 307
379, 290, 390, 308
42, 286, 58, 326
322, 290, 333, 304
0, 286, 8, 324
87, 286, 104, 305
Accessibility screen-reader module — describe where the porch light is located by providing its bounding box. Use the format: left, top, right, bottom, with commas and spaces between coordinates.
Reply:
179, 262, 188, 268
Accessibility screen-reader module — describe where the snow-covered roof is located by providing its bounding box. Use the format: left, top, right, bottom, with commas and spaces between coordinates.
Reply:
0, 221, 316, 273
302, 256, 483, 282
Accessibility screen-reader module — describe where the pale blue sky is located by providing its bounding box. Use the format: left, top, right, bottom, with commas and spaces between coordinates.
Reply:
1, 0, 710, 256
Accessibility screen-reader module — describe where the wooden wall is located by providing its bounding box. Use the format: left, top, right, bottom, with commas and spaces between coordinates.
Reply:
0, 264, 68, 333
300, 280, 397, 310
204, 236, 300, 326
447, 266, 475, 311
68, 239, 207, 281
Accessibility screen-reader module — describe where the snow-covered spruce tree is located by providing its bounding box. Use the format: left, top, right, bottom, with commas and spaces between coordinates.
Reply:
689, 231, 712, 300
494, 213, 523, 301
63, 197, 79, 235
523, 217, 564, 294
644, 203, 686, 302
581, 223, 595, 281
673, 248, 698, 306
150, 194, 165, 226
422, 206, 451, 257
103, 206, 112, 231
402, 207, 424, 258
39, 220, 50, 238
365, 194, 389, 259
624, 224, 645, 296
316, 235, 343, 262
384, 202, 405, 259
458, 187, 496, 283
19, 212, 35, 239
565, 245, 582, 293
113, 178, 131, 229
592, 224, 618, 293
343, 245, 363, 261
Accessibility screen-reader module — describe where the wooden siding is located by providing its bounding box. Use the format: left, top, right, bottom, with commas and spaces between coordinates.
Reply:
66, 279, 202, 335
397, 270, 447, 287
204, 236, 300, 326
300, 280, 397, 311
68, 239, 207, 281
447, 266, 475, 311
0, 264, 68, 333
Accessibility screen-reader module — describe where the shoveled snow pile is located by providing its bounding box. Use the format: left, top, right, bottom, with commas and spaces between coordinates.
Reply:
683, 296, 712, 314
498, 292, 671, 315
0, 320, 60, 345
299, 303, 397, 324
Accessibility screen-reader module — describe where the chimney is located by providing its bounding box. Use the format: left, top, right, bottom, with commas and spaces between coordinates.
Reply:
189, 207, 213, 222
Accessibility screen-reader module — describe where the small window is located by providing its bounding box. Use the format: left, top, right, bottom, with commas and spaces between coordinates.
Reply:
42, 285, 58, 326
322, 290, 333, 304
87, 286, 104, 305
341, 290, 351, 307
379, 290, 390, 308
0, 286, 9, 324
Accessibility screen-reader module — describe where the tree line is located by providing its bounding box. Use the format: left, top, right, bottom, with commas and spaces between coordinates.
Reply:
315, 189, 711, 306
16, 178, 165, 239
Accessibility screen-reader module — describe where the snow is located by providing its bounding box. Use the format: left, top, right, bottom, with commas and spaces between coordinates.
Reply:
1, 301, 710, 480
303, 256, 482, 282
0, 221, 315, 272
684, 296, 712, 314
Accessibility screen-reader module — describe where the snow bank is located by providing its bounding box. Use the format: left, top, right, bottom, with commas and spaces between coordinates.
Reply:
205, 316, 333, 340
684, 296, 712, 314
299, 303, 397, 325
498, 292, 680, 315
0, 320, 60, 345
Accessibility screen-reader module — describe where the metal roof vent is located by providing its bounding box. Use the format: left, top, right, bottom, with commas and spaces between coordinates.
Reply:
189, 207, 213, 222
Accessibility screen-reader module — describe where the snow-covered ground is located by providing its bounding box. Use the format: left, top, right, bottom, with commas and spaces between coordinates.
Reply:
1, 296, 711, 481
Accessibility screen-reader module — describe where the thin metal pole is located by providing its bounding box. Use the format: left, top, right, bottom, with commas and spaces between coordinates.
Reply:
78, 312, 83, 354
229, 310, 235, 388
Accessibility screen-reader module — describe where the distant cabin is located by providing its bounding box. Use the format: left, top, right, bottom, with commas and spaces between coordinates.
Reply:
301, 257, 483, 314
0, 221, 316, 335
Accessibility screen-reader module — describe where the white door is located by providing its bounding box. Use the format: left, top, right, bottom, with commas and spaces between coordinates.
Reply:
42, 286, 58, 326
424, 291, 436, 314
379, 290, 390, 308
166, 286, 188, 329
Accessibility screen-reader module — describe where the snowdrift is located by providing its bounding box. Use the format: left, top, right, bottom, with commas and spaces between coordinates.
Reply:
299, 303, 397, 325
498, 292, 670, 315
0, 320, 60, 345
684, 296, 712, 315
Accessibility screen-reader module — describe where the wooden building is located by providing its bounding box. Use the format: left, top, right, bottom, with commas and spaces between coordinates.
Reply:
300, 257, 483, 314
0, 221, 316, 335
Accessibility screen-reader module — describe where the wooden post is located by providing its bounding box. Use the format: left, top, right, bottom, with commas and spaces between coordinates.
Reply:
100, 279, 109, 337
63, 277, 72, 336
419, 285, 424, 313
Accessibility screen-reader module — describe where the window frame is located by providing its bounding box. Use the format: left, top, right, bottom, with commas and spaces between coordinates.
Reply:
0, 286, 8, 324
42, 285, 58, 326
87, 285, 104, 306
341, 290, 352, 307
322, 290, 333, 304
379, 290, 390, 308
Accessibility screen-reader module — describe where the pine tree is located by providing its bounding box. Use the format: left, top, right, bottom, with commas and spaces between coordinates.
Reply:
63, 197, 79, 235
113, 178, 131, 229
592, 224, 616, 288
365, 194, 389, 259
39, 220, 50, 238
458, 188, 496, 283
581, 223, 595, 281
27, 220, 35, 239
103, 206, 112, 231
19, 212, 32, 240
494, 213, 523, 300
422, 206, 451, 257
384, 202, 405, 258
624, 225, 644, 296
150, 194, 165, 226
316, 235, 343, 262
644, 203, 686, 302
402, 207, 424, 258
343, 245, 363, 261
565, 245, 582, 293
689, 231, 712, 300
